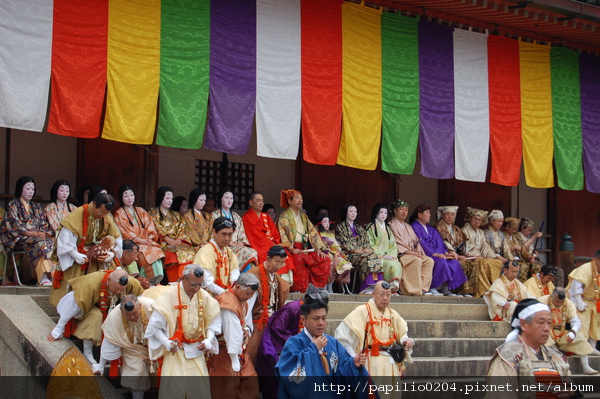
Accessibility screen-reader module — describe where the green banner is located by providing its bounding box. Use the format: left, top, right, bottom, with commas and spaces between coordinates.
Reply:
157, 0, 210, 149
551, 47, 583, 190
381, 14, 419, 174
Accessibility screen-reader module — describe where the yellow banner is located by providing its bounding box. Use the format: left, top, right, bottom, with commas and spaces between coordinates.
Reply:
102, 0, 161, 144
337, 3, 382, 170
519, 41, 554, 188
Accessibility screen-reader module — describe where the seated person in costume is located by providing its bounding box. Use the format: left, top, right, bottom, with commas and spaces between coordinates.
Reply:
194, 216, 240, 296
256, 284, 327, 399
210, 273, 260, 399
515, 217, 562, 285
365, 203, 402, 295
172, 196, 188, 215
243, 191, 289, 268
335, 203, 381, 294
47, 269, 144, 364
277, 189, 330, 292
484, 210, 516, 274
114, 185, 164, 285
483, 261, 533, 323
410, 204, 468, 296
51, 192, 123, 305
486, 299, 574, 399
245, 245, 290, 363
315, 213, 352, 293
435, 205, 477, 297
148, 186, 195, 280
388, 199, 434, 296
1, 176, 55, 286
275, 285, 370, 399
183, 188, 211, 250
462, 207, 504, 298
336, 281, 414, 388
95, 294, 155, 399
210, 187, 258, 272
533, 288, 598, 375
263, 203, 277, 222
144, 265, 221, 398
524, 265, 556, 298
45, 179, 77, 233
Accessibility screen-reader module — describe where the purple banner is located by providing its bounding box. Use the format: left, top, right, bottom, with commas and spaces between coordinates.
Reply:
418, 21, 455, 179
203, 0, 256, 155
580, 53, 600, 193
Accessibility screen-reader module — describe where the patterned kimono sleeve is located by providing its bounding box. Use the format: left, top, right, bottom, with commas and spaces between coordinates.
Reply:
6, 200, 27, 234
334, 223, 354, 253
277, 214, 293, 246
37, 204, 53, 235
233, 212, 250, 245
305, 216, 326, 251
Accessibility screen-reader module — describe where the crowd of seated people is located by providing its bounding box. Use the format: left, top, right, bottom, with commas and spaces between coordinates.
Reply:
0, 179, 552, 298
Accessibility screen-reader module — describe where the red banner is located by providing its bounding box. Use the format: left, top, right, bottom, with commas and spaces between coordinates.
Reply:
488, 36, 522, 186
47, 0, 108, 138
300, 0, 342, 165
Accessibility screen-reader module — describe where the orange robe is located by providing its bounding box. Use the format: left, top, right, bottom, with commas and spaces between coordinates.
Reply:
242, 210, 282, 265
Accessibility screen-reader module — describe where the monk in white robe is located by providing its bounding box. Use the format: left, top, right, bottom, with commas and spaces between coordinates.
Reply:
566, 252, 600, 355
335, 281, 413, 397
483, 261, 532, 323
145, 265, 221, 399
95, 295, 155, 399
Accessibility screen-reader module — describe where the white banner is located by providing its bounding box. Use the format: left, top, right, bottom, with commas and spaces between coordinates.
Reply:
0, 0, 53, 132
453, 29, 490, 182
256, 0, 301, 159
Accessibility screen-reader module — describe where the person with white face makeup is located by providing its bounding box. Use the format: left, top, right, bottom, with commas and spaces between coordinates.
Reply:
183, 188, 211, 249
335, 203, 381, 294
364, 203, 402, 295
209, 187, 258, 273
45, 180, 77, 233
148, 186, 196, 282
114, 184, 165, 286
1, 176, 56, 286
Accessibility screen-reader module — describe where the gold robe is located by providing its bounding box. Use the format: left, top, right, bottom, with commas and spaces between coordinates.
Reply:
566, 261, 600, 340
538, 295, 593, 355
523, 274, 555, 298
483, 276, 532, 322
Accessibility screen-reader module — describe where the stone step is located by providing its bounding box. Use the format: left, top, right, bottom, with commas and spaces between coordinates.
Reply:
411, 338, 504, 358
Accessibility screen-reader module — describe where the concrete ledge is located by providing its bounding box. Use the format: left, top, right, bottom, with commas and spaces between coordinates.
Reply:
0, 295, 122, 398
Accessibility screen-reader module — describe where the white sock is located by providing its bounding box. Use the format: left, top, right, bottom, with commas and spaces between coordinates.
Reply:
83, 340, 96, 363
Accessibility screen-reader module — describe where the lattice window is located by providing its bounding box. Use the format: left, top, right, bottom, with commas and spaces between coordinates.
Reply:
195, 159, 254, 210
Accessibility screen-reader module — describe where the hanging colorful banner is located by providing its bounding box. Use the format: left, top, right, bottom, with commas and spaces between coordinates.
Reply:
156, 0, 210, 149
338, 3, 382, 170
381, 13, 419, 175
48, 0, 108, 138
418, 21, 455, 179
0, 0, 53, 132
300, 0, 342, 165
204, 0, 256, 155
102, 0, 161, 145
453, 30, 489, 183
551, 47, 583, 191
488, 35, 522, 186
256, 0, 301, 160
580, 53, 600, 193
519, 41, 554, 188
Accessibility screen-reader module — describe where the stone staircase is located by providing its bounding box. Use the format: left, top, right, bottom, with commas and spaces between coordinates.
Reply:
1, 287, 599, 398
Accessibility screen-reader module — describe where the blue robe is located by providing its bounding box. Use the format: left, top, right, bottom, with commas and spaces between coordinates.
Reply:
411, 221, 467, 290
275, 331, 373, 399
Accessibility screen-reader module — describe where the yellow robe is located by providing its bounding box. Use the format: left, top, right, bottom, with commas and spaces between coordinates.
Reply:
193, 242, 239, 289
538, 295, 593, 355
149, 284, 220, 398
566, 261, 600, 340
523, 274, 555, 298
335, 298, 409, 398
101, 296, 154, 391
483, 276, 532, 322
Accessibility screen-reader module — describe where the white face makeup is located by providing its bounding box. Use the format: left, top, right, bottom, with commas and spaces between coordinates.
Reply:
161, 191, 173, 209
21, 182, 35, 202
57, 185, 70, 202
195, 194, 206, 211
377, 208, 388, 222
222, 192, 234, 210
347, 206, 357, 222
122, 190, 135, 207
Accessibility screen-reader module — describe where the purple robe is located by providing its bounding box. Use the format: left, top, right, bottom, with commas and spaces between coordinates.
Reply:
411, 221, 467, 290
255, 300, 302, 399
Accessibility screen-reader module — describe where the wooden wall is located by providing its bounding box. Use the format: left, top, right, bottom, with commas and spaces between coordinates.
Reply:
296, 160, 396, 225
77, 137, 158, 210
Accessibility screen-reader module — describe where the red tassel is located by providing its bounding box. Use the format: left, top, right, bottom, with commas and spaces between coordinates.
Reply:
64, 319, 77, 338
596, 300, 600, 313
52, 271, 63, 289
109, 359, 121, 379
371, 343, 380, 357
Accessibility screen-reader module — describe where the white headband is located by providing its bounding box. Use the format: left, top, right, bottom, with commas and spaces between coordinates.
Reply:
510, 303, 550, 328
